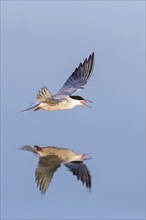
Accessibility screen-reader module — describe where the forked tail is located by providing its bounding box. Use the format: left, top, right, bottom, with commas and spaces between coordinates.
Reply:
20, 102, 40, 113
20, 145, 38, 154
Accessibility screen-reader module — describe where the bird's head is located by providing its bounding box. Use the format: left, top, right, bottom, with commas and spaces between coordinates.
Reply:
70, 96, 93, 108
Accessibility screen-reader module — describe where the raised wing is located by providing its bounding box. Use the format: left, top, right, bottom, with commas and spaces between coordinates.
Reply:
35, 155, 62, 194
54, 52, 94, 99
64, 161, 91, 190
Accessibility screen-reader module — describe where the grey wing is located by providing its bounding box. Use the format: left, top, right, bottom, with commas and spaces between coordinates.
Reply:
64, 162, 92, 190
35, 155, 62, 194
53, 52, 94, 99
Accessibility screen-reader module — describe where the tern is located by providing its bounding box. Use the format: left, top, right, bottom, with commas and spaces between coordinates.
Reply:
21, 52, 94, 112
21, 145, 92, 194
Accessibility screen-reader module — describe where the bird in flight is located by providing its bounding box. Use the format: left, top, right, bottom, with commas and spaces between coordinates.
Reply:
21, 145, 92, 194
21, 52, 94, 112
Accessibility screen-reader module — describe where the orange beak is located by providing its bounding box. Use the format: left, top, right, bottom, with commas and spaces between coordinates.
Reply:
81, 100, 93, 108
82, 153, 92, 160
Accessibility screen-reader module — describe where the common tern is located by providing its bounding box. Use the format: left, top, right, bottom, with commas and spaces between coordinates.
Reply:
21, 145, 92, 194
21, 52, 94, 112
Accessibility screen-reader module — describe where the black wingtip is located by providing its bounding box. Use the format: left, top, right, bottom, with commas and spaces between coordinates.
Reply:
89, 52, 95, 60
85, 52, 95, 80
65, 162, 92, 191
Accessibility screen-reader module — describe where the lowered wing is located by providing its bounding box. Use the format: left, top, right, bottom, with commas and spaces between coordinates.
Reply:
64, 161, 92, 190
35, 155, 62, 194
36, 86, 57, 104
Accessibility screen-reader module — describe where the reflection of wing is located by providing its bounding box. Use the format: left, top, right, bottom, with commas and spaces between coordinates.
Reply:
35, 155, 62, 194
65, 162, 92, 190
54, 53, 94, 99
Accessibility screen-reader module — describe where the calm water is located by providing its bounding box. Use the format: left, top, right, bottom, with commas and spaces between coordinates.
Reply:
1, 1, 145, 219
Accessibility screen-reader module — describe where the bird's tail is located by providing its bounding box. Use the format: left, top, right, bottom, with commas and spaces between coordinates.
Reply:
20, 145, 38, 154
20, 102, 40, 113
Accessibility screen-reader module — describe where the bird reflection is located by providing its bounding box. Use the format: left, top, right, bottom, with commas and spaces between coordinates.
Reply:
21, 145, 92, 194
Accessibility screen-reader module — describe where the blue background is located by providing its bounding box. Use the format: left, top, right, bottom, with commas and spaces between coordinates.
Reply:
1, 1, 145, 219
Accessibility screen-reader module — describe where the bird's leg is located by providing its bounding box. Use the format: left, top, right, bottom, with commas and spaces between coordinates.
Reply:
34, 145, 42, 151
34, 107, 41, 111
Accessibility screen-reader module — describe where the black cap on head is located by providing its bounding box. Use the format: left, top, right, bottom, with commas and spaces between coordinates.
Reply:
70, 96, 84, 100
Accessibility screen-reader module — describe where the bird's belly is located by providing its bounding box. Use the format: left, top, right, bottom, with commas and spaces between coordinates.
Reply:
40, 102, 75, 111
